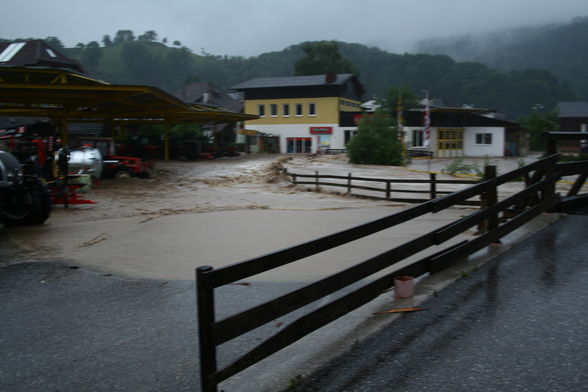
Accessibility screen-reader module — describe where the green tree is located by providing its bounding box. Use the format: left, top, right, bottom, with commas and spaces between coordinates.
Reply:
81, 41, 102, 73
114, 30, 135, 45
102, 34, 113, 47
294, 41, 358, 76
138, 30, 158, 41
44, 36, 64, 50
384, 86, 419, 118
346, 111, 403, 165
518, 110, 559, 151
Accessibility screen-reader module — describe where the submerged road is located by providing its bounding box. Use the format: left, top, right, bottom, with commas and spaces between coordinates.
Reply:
297, 214, 588, 392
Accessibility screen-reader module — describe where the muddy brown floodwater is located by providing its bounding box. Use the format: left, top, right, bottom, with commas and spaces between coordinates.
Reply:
1, 153, 557, 281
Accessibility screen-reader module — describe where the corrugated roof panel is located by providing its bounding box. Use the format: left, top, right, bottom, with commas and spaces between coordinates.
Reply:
0, 42, 26, 62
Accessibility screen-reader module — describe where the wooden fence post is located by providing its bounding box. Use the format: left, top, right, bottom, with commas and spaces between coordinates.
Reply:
315, 171, 319, 190
197, 266, 218, 392
292, 173, 297, 184
430, 173, 437, 200
543, 159, 556, 200
485, 165, 498, 233
386, 180, 391, 199
347, 173, 352, 194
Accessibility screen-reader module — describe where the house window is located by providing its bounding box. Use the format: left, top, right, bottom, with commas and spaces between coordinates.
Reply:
412, 130, 424, 147
344, 130, 357, 145
270, 104, 278, 117
308, 103, 316, 116
283, 104, 290, 117
295, 103, 303, 116
476, 133, 493, 145
258, 104, 265, 117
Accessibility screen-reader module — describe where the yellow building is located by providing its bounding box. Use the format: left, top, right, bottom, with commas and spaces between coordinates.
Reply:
232, 73, 365, 153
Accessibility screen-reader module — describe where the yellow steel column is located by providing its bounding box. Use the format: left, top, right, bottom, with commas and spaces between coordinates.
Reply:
60, 117, 69, 146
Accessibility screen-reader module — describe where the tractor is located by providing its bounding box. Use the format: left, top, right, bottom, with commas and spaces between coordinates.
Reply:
0, 150, 51, 226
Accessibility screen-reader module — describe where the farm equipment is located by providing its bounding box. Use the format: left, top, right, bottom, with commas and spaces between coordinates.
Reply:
78, 137, 155, 179
0, 150, 51, 226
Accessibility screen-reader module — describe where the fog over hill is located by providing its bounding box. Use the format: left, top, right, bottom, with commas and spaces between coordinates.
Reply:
415, 16, 588, 99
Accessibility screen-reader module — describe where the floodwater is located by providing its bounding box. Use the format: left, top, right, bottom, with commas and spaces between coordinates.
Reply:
0, 153, 575, 392
0, 153, 568, 282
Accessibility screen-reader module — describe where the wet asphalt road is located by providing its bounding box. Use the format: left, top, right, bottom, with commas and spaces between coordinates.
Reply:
296, 214, 588, 392
0, 263, 200, 392
1, 214, 587, 392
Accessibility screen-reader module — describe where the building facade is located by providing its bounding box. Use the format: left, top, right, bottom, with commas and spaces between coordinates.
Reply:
231, 73, 364, 153
401, 106, 523, 157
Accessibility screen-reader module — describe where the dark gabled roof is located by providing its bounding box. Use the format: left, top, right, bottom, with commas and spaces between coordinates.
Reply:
404, 108, 521, 130
556, 101, 588, 118
177, 82, 243, 113
0, 40, 86, 74
231, 73, 357, 90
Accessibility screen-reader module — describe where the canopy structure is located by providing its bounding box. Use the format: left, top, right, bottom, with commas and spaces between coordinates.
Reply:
0, 67, 256, 123
0, 65, 257, 158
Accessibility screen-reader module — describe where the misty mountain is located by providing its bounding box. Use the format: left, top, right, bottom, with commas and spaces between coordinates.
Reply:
2, 32, 577, 119
415, 15, 588, 100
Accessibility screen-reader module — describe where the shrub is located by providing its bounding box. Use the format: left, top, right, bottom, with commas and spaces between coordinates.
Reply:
346, 111, 403, 166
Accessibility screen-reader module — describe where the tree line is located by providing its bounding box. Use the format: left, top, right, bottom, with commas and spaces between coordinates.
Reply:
2, 29, 576, 119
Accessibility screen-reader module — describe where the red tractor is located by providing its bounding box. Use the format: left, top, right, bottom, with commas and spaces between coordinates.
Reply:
102, 155, 154, 179
78, 137, 155, 179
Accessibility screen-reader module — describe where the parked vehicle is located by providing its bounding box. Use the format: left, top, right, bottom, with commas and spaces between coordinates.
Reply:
0, 150, 51, 226
102, 155, 153, 179
77, 137, 154, 179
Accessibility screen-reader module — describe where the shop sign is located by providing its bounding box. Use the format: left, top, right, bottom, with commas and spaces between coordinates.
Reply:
310, 126, 332, 134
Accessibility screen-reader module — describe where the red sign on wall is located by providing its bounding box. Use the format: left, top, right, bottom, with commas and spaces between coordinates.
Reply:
310, 127, 333, 134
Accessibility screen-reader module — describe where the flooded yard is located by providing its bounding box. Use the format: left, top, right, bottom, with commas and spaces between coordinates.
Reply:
0, 153, 562, 281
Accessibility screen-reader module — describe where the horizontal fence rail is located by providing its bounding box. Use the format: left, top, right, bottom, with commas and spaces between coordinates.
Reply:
197, 154, 567, 392
285, 170, 481, 205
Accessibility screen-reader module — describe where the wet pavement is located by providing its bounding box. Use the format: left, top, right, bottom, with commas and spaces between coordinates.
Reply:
295, 214, 588, 392
0, 214, 584, 392
0, 263, 200, 392
1, 153, 586, 391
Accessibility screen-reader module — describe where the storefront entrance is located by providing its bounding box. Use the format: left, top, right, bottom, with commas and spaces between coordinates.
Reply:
287, 137, 312, 153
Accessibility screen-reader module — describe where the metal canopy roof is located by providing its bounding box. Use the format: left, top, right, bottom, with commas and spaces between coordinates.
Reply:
0, 66, 258, 125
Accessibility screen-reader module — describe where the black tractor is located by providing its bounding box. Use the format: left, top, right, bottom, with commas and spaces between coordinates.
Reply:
0, 150, 51, 226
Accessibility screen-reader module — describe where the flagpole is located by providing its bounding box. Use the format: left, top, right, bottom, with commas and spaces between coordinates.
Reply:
422, 90, 430, 149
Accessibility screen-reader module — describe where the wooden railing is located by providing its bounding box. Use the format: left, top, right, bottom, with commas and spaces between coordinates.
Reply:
196, 154, 561, 392
286, 170, 481, 205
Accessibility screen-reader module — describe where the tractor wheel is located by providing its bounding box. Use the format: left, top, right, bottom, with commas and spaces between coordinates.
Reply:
0, 182, 51, 226
114, 168, 133, 179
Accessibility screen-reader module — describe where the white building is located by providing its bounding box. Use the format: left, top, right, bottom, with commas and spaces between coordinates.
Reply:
401, 105, 524, 157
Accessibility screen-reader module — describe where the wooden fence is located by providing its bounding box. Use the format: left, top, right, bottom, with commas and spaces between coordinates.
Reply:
196, 153, 575, 392
286, 170, 481, 205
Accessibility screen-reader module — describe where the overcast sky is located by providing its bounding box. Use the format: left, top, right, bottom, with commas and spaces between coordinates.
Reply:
2, 0, 588, 57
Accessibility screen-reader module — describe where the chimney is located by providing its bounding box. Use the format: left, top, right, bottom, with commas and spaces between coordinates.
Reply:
325, 72, 337, 84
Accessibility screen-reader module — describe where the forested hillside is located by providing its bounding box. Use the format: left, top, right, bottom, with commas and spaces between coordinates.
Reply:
416, 16, 588, 100
2, 25, 579, 119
